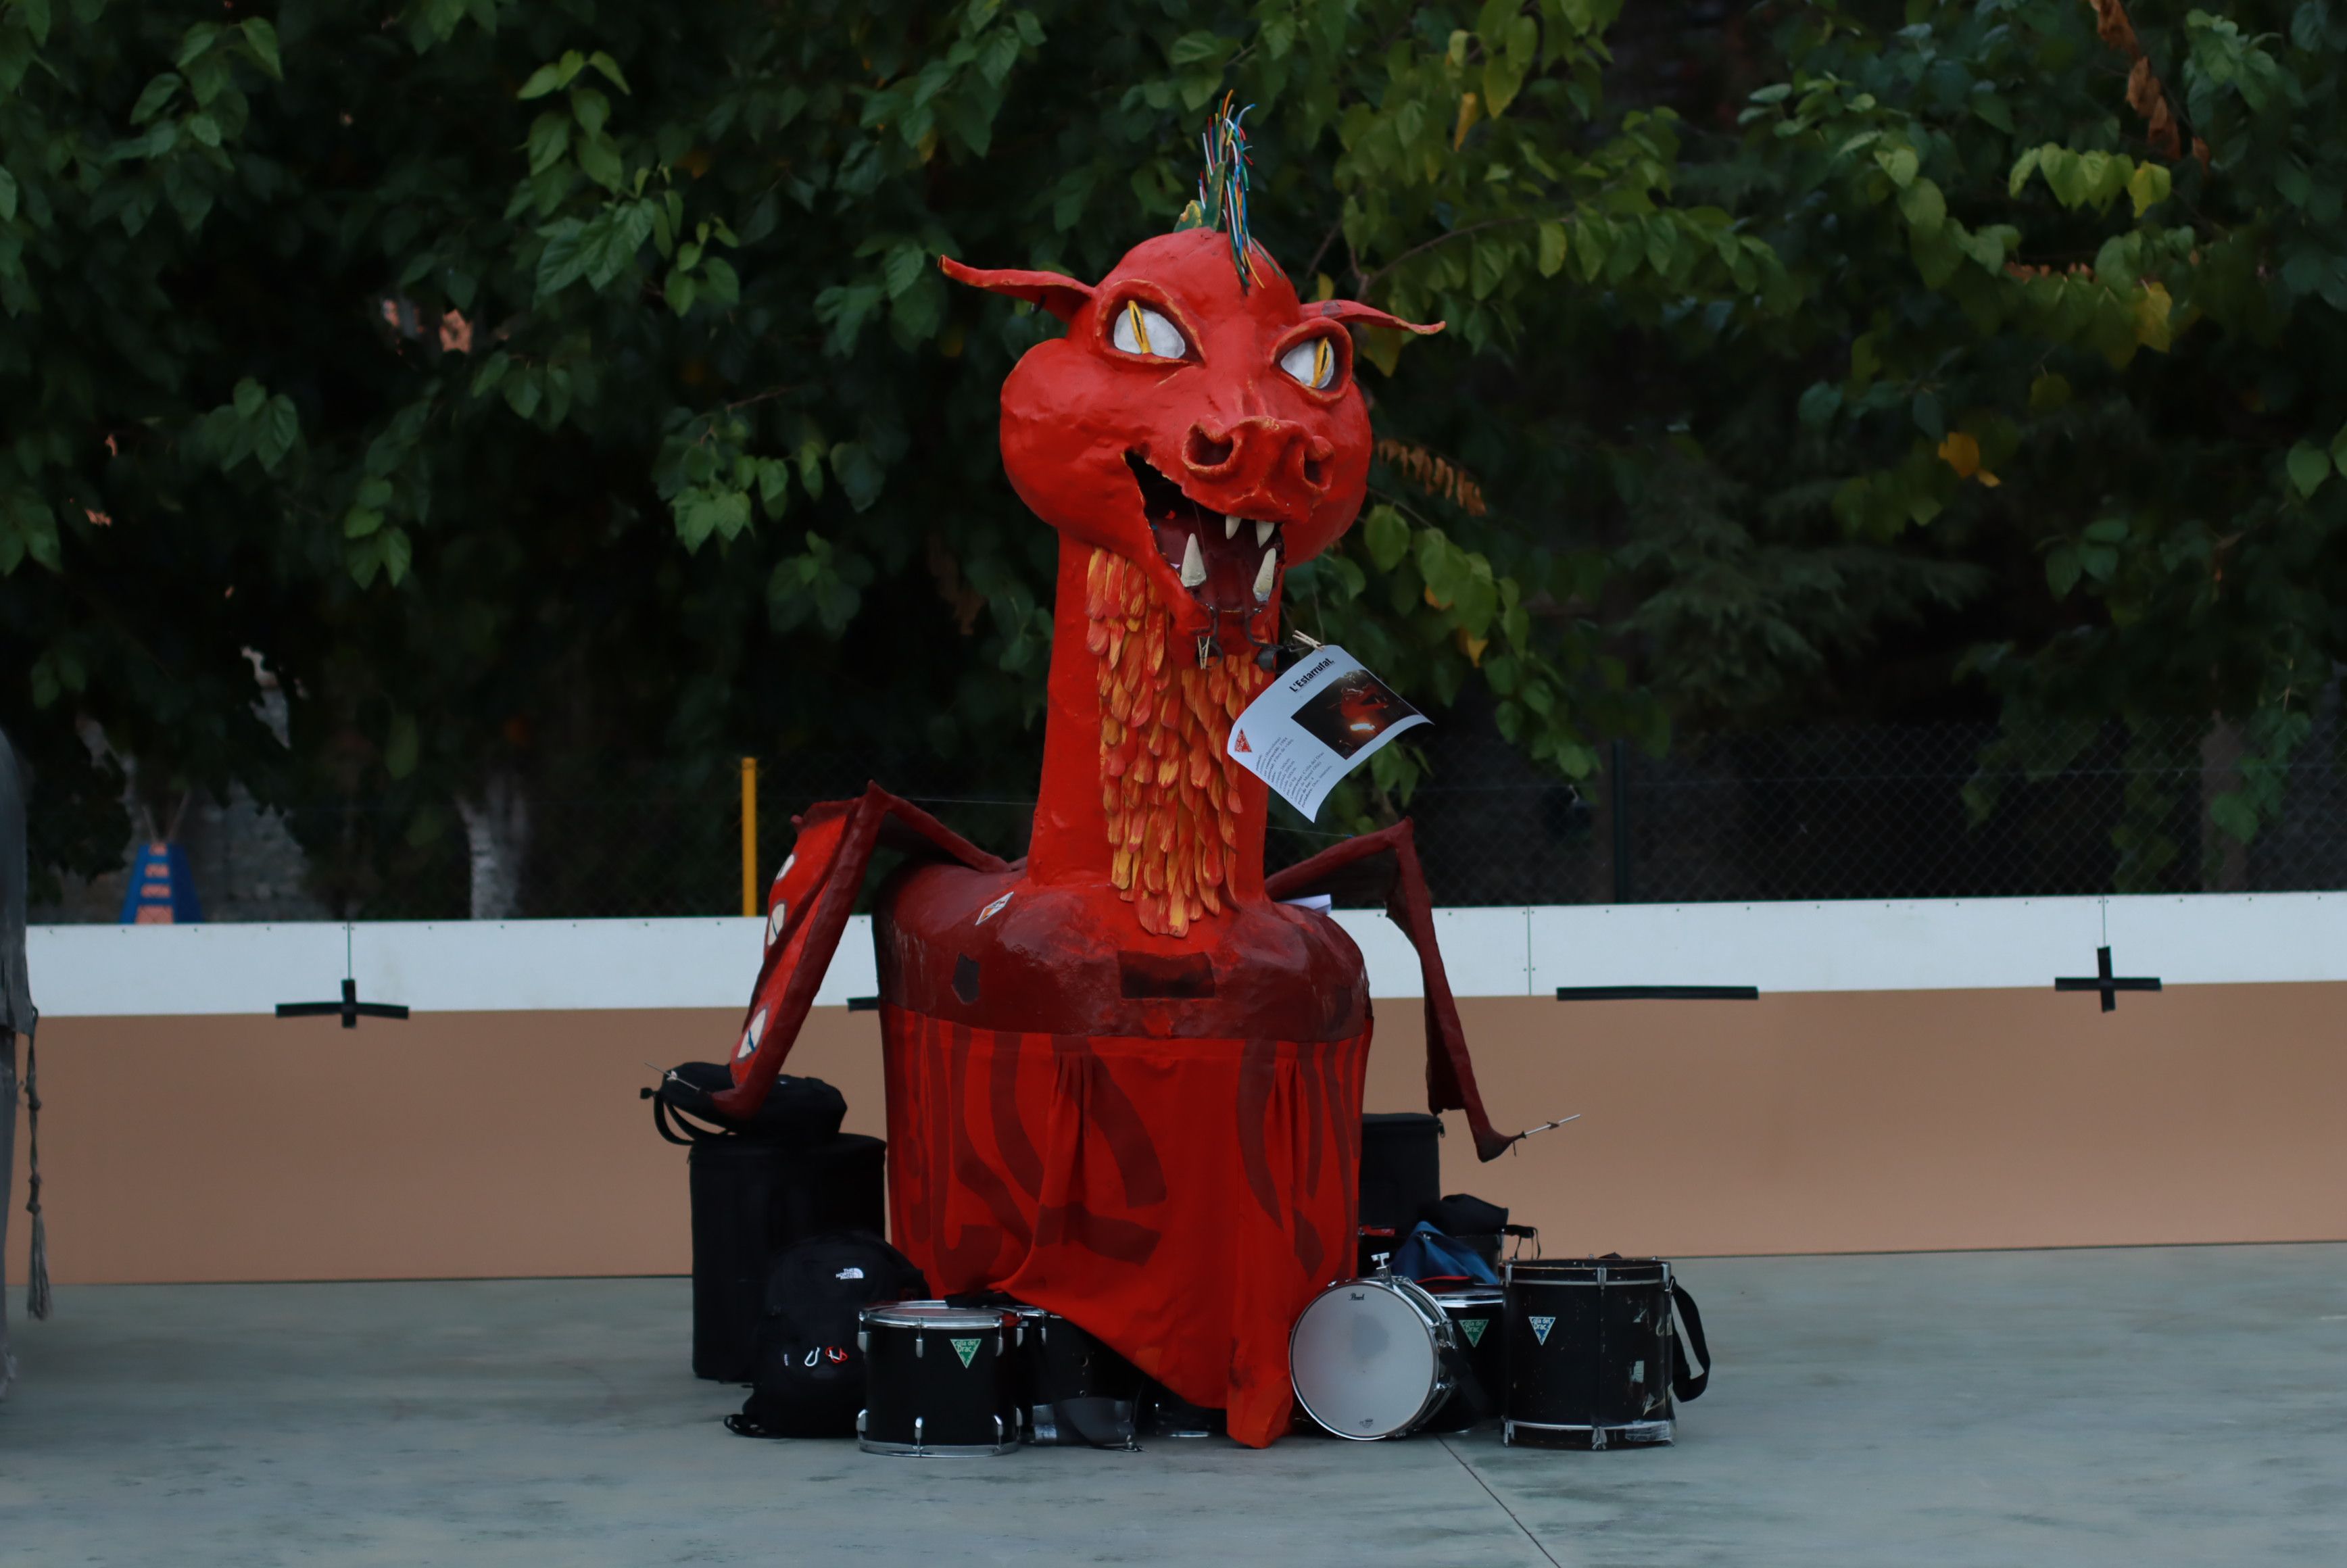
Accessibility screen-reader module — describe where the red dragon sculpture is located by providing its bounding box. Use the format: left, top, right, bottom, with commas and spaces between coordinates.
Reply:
710, 210, 1517, 1446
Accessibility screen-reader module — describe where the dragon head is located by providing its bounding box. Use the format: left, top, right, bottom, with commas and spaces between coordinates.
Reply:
943, 229, 1438, 654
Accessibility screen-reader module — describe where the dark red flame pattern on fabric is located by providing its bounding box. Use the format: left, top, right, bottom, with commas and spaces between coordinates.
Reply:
880, 1004, 1368, 1448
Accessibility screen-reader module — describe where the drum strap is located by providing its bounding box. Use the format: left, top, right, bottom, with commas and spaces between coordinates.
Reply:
1668, 1282, 1710, 1401
1439, 1340, 1497, 1421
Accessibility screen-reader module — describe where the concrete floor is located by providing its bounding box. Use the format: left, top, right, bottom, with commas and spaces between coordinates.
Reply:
1, 1245, 2342, 1566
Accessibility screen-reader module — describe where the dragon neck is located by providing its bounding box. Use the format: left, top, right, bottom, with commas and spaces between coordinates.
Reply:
1027, 533, 1272, 936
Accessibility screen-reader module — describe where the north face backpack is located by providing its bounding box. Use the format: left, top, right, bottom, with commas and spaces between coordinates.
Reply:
727, 1230, 927, 1439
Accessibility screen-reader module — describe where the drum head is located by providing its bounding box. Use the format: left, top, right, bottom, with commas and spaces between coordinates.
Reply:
1290, 1280, 1442, 1440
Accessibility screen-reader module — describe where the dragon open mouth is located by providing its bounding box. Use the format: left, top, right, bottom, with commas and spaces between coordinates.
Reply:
1125, 452, 1284, 622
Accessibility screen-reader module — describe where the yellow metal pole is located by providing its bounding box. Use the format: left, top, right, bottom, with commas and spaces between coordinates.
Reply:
740, 756, 759, 916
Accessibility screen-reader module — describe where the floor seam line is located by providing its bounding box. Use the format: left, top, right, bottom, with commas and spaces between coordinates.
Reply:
1439, 1435, 1562, 1568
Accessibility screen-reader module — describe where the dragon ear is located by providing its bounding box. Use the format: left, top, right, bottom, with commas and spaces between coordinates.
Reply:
939, 258, 1096, 324
1311, 299, 1446, 336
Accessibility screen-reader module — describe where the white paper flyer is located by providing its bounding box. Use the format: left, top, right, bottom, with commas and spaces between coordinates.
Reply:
1224, 645, 1429, 820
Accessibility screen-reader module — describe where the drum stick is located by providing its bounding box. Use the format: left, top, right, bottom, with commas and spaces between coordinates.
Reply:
1520, 1112, 1581, 1138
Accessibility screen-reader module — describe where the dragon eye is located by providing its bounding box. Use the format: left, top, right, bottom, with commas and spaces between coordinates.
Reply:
1110, 301, 1188, 360
1279, 337, 1338, 391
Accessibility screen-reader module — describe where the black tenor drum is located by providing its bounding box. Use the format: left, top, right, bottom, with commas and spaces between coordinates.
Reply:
1289, 1274, 1456, 1440
1420, 1286, 1505, 1433
1014, 1305, 1142, 1448
856, 1302, 1021, 1456
1503, 1258, 1698, 1450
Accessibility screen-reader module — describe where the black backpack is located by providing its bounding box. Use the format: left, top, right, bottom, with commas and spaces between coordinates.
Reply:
727, 1230, 927, 1439
648, 1061, 847, 1146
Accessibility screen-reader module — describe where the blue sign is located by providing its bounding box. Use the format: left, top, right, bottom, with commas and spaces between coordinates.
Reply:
118, 840, 203, 925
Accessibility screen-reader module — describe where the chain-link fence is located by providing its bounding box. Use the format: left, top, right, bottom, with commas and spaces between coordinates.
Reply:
32, 710, 2347, 922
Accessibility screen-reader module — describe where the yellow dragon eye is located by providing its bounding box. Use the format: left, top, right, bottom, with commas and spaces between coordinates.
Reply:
1111, 301, 1188, 359
1279, 336, 1338, 390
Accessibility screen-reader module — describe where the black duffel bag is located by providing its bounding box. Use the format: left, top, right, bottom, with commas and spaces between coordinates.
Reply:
727, 1231, 929, 1439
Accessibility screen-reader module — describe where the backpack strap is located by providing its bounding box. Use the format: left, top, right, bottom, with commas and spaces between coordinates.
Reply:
643, 1085, 728, 1146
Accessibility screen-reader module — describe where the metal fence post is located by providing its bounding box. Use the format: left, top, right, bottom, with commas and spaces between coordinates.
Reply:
1611, 738, 1632, 904
740, 757, 759, 916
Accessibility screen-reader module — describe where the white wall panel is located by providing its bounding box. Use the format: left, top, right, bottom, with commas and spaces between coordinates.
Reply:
27, 891, 2347, 1017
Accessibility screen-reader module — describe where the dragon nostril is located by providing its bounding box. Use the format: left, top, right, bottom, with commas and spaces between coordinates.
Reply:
1185, 426, 1236, 470
1302, 452, 1328, 487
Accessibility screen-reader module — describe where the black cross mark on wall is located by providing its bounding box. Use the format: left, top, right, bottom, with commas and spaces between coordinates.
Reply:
274, 923, 410, 1028
2054, 946, 2162, 1012
275, 976, 411, 1029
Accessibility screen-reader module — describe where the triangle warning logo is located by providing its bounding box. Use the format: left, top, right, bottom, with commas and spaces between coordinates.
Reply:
950, 1338, 981, 1368
1459, 1318, 1489, 1348
1529, 1315, 1557, 1346
1232, 729, 1251, 754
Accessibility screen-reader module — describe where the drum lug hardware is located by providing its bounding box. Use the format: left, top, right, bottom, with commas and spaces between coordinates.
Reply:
915, 1334, 923, 1358
913, 1415, 924, 1452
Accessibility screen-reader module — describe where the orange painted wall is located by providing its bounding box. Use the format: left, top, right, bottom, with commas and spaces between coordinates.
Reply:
9, 985, 2346, 1284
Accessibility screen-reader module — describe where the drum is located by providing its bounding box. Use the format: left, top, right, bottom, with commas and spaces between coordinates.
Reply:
1014, 1305, 1141, 1448
856, 1301, 1021, 1456
1420, 1286, 1505, 1433
1289, 1274, 1455, 1440
1503, 1258, 1678, 1449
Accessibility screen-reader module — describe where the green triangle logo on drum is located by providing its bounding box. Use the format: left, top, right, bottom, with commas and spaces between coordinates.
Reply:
1460, 1317, 1489, 1347
950, 1338, 981, 1368
1530, 1315, 1556, 1346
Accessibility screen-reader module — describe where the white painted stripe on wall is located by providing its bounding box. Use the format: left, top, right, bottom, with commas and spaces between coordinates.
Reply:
24, 892, 2347, 1018
1526, 893, 2347, 996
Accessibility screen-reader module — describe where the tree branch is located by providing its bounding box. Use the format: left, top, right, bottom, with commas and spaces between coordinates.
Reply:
1357, 214, 1545, 297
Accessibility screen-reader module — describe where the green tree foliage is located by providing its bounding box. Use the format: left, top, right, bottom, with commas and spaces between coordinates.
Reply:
1712, 0, 2347, 871
7, 0, 2340, 904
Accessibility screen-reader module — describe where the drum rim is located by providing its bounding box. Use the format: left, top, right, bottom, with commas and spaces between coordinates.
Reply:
860, 1302, 1021, 1330
1504, 1258, 1672, 1285
1506, 1256, 1671, 1271
857, 1436, 1021, 1458
1430, 1286, 1505, 1306
1288, 1274, 1457, 1442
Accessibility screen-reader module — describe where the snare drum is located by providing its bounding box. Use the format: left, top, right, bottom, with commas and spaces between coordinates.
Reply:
1503, 1258, 1678, 1449
1420, 1286, 1505, 1433
1289, 1274, 1456, 1440
856, 1301, 1021, 1456
1013, 1305, 1141, 1448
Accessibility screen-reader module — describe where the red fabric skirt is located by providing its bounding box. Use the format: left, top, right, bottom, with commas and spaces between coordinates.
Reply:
879, 1006, 1369, 1448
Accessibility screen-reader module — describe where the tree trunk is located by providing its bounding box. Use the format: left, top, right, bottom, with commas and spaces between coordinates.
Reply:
2200, 720, 2248, 893
457, 770, 531, 920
